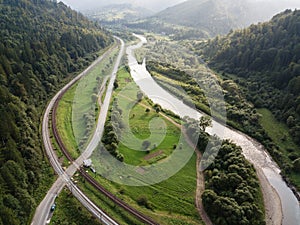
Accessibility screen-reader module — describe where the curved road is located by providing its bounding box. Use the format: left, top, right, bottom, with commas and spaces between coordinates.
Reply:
31, 37, 124, 225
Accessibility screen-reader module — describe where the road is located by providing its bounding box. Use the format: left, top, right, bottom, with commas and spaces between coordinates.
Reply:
31, 37, 124, 225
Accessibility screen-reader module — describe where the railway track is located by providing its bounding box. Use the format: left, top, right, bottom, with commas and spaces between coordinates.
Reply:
50, 42, 159, 225
33, 42, 122, 225
79, 168, 158, 225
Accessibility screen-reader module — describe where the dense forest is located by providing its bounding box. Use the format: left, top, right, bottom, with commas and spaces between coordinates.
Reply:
0, 0, 112, 224
184, 118, 265, 225
198, 9, 300, 185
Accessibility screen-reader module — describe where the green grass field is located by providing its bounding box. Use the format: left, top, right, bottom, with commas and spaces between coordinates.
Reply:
54, 60, 202, 224
90, 68, 202, 224
72, 47, 120, 151
87, 154, 201, 225
56, 84, 80, 159
258, 108, 299, 153
55, 46, 120, 159
258, 108, 300, 188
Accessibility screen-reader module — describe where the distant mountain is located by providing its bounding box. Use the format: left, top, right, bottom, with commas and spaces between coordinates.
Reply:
84, 4, 154, 23
128, 0, 300, 38
0, 0, 112, 224
61, 0, 186, 12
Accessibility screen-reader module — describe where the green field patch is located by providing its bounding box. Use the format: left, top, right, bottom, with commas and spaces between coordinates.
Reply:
117, 99, 179, 165
55, 46, 120, 159
258, 108, 300, 188
258, 108, 299, 153
90, 67, 202, 224
56, 84, 79, 159
90, 154, 201, 225
72, 47, 120, 151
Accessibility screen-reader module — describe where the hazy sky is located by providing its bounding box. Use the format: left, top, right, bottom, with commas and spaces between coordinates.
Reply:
60, 0, 300, 13
60, 0, 186, 11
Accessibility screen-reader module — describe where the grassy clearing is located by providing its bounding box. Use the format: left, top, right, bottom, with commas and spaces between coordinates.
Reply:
55, 46, 120, 159
117, 101, 180, 166
258, 108, 299, 153
72, 47, 120, 151
90, 154, 201, 225
90, 68, 202, 224
75, 177, 143, 225
56, 84, 80, 159
258, 108, 300, 188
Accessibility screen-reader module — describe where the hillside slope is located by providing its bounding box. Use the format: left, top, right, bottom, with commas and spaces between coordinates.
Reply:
84, 3, 154, 24
0, 0, 112, 224
199, 9, 300, 186
128, 0, 300, 38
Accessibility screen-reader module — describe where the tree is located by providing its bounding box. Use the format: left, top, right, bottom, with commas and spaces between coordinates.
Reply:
137, 91, 144, 101
142, 140, 151, 150
287, 116, 295, 128
113, 80, 119, 89
199, 116, 212, 131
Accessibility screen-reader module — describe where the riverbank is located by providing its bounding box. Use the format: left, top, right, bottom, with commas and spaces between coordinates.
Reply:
256, 168, 282, 225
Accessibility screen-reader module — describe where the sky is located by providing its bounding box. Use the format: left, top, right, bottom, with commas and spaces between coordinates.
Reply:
60, 0, 300, 14
60, 0, 187, 12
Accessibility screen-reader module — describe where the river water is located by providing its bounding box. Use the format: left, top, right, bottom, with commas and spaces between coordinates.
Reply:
126, 34, 300, 225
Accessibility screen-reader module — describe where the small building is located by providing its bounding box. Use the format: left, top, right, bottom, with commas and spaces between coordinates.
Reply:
83, 159, 92, 168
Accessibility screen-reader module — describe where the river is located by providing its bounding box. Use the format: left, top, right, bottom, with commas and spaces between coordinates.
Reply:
126, 34, 300, 225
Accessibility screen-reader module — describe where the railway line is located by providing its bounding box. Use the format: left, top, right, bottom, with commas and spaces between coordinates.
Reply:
32, 41, 121, 225
50, 38, 158, 225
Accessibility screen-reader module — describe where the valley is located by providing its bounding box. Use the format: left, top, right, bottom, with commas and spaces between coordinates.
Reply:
1, 1, 300, 225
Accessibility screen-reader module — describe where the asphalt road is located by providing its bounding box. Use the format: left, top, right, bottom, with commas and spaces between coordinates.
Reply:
31, 37, 124, 225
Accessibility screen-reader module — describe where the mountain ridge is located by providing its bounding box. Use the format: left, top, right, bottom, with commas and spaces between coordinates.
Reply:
128, 0, 300, 38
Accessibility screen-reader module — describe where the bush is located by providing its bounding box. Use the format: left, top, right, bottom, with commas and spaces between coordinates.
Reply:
137, 196, 153, 210
142, 140, 151, 150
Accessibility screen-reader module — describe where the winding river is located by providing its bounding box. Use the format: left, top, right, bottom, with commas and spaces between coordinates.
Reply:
126, 34, 300, 225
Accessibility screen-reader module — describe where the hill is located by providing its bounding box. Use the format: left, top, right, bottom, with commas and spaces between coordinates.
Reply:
127, 0, 300, 38
0, 0, 112, 224
84, 4, 154, 24
198, 9, 300, 186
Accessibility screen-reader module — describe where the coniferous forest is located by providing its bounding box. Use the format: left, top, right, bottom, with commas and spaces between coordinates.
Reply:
0, 0, 112, 224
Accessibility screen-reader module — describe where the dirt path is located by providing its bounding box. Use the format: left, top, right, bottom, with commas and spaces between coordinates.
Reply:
183, 131, 213, 225
195, 153, 213, 225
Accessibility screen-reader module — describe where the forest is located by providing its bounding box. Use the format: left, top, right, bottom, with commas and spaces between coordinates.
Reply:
199, 9, 300, 144
0, 0, 112, 224
184, 117, 265, 225
198, 9, 300, 187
